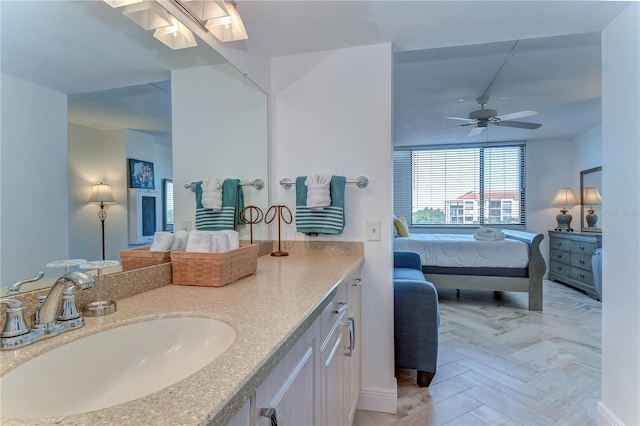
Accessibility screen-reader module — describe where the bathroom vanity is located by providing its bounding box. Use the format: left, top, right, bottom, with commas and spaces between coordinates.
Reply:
0, 252, 363, 425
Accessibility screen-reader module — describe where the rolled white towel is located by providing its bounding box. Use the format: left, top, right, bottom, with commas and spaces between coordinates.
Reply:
201, 177, 223, 210
221, 230, 240, 250
473, 227, 506, 241
186, 231, 212, 252
305, 173, 331, 209
170, 230, 190, 250
150, 232, 175, 251
212, 232, 229, 253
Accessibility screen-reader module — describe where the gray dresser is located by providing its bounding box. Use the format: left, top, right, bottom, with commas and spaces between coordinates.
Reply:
548, 231, 602, 300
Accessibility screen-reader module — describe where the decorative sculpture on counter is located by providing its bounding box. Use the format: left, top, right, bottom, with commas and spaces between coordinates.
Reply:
265, 205, 292, 257
240, 205, 264, 244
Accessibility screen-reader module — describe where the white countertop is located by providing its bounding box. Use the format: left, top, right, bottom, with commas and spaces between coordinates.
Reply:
0, 253, 363, 425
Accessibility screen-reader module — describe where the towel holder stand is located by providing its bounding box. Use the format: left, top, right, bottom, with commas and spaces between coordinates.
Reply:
185, 179, 264, 192
280, 176, 368, 190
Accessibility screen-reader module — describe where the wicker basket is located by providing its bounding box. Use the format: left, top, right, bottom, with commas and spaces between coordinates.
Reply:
120, 247, 172, 271
170, 244, 259, 287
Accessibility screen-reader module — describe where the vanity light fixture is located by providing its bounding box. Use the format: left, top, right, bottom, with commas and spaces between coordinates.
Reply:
153, 16, 198, 49
104, 0, 143, 7
88, 182, 117, 260
551, 187, 578, 232
204, 0, 248, 42
123, 1, 173, 30
583, 187, 603, 228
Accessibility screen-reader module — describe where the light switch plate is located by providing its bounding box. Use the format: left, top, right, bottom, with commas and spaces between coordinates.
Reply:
367, 220, 381, 241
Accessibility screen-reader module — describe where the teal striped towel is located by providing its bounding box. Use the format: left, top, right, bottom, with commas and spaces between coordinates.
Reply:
295, 176, 346, 235
195, 179, 244, 231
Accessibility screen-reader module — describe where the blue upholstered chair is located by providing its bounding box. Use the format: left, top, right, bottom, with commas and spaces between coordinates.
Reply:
393, 250, 440, 387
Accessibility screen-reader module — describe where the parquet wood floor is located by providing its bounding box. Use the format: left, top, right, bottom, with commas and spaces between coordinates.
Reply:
353, 280, 602, 426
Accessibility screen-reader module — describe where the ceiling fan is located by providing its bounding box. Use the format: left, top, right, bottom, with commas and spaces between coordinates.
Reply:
446, 96, 542, 137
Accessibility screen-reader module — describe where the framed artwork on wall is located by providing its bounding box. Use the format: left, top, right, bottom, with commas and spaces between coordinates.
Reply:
128, 158, 155, 190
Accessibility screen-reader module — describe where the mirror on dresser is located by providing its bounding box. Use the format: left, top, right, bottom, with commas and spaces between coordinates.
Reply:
580, 166, 603, 233
0, 1, 268, 295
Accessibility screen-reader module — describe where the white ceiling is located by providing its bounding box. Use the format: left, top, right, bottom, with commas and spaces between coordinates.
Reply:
1, 1, 633, 142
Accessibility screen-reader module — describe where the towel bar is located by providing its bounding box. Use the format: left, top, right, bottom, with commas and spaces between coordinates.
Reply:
280, 176, 368, 189
185, 179, 264, 192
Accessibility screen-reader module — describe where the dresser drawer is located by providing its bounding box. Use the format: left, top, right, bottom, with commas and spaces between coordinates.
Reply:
550, 249, 570, 265
571, 267, 594, 285
550, 261, 569, 276
570, 253, 593, 271
551, 238, 572, 251
572, 240, 596, 255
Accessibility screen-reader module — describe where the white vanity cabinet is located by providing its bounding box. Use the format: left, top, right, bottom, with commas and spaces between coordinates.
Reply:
240, 266, 362, 426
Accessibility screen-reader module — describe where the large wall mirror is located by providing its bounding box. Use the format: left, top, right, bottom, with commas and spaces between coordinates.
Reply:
1, 1, 268, 295
580, 166, 603, 233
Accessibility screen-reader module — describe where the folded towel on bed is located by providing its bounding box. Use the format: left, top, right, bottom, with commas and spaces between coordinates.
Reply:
150, 232, 175, 251
195, 179, 244, 231
201, 177, 223, 210
295, 175, 346, 235
473, 227, 506, 241
305, 173, 332, 209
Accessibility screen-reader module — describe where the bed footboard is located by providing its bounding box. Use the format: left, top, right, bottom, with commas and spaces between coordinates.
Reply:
424, 230, 546, 311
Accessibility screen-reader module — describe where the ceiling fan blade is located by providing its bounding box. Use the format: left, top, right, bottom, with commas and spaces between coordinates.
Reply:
469, 126, 485, 137
495, 110, 538, 121
446, 116, 474, 122
495, 120, 542, 130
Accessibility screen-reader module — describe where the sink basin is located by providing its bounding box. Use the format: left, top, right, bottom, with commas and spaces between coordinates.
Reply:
0, 317, 235, 419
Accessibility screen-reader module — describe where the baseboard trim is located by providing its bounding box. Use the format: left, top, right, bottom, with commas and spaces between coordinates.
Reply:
597, 401, 624, 425
357, 382, 398, 414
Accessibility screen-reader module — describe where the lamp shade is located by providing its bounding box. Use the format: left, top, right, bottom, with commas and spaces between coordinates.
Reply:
551, 188, 578, 207
88, 183, 116, 204
583, 187, 602, 206
205, 1, 248, 42
183, 0, 227, 21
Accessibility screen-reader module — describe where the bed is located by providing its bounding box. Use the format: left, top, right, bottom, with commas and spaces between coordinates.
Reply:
393, 230, 546, 311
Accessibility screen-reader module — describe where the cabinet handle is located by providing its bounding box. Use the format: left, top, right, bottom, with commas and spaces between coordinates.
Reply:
557, 242, 562, 247
580, 260, 585, 265
557, 266, 563, 271
579, 245, 585, 251
556, 254, 562, 259
351, 278, 362, 287
580, 274, 586, 279
333, 302, 347, 315
260, 407, 278, 426
344, 316, 355, 357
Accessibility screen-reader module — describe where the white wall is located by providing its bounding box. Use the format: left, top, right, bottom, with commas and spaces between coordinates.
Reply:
599, 4, 640, 425
126, 129, 173, 241
0, 74, 69, 286
68, 123, 127, 261
172, 63, 269, 241
271, 43, 397, 412
525, 137, 577, 268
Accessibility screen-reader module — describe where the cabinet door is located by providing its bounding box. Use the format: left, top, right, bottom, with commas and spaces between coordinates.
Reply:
255, 322, 320, 426
345, 279, 362, 425
322, 324, 346, 426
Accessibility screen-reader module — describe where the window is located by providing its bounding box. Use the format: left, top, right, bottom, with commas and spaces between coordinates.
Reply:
163, 179, 174, 231
394, 144, 526, 227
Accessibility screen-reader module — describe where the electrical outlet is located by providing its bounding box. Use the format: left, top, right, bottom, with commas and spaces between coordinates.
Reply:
367, 220, 381, 241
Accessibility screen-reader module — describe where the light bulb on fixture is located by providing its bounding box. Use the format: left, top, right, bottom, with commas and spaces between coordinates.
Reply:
205, 0, 247, 42
153, 16, 198, 49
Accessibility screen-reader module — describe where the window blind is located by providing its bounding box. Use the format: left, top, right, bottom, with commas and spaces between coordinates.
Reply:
393, 144, 526, 226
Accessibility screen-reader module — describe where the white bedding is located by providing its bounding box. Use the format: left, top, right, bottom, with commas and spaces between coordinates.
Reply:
394, 233, 530, 268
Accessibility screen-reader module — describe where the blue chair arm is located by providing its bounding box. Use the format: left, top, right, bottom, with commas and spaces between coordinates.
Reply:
394, 250, 422, 271
394, 278, 439, 377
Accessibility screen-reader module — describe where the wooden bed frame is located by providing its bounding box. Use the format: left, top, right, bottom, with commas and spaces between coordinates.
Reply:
422, 230, 546, 311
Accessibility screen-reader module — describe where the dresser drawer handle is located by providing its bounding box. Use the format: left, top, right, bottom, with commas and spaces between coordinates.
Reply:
579, 245, 586, 251
580, 273, 586, 279
556, 266, 563, 271
580, 260, 585, 264
556, 254, 563, 259
556, 242, 562, 247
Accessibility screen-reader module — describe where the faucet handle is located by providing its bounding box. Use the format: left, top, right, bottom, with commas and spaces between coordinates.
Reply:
0, 298, 30, 338
58, 293, 83, 322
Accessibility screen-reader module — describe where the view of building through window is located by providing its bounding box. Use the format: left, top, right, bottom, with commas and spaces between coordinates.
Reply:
394, 144, 525, 226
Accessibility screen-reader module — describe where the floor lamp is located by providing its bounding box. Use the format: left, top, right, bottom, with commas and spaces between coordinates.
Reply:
88, 182, 116, 260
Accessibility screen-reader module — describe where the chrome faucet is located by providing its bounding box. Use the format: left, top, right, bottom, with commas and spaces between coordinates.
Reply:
6, 271, 45, 295
1, 272, 95, 351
